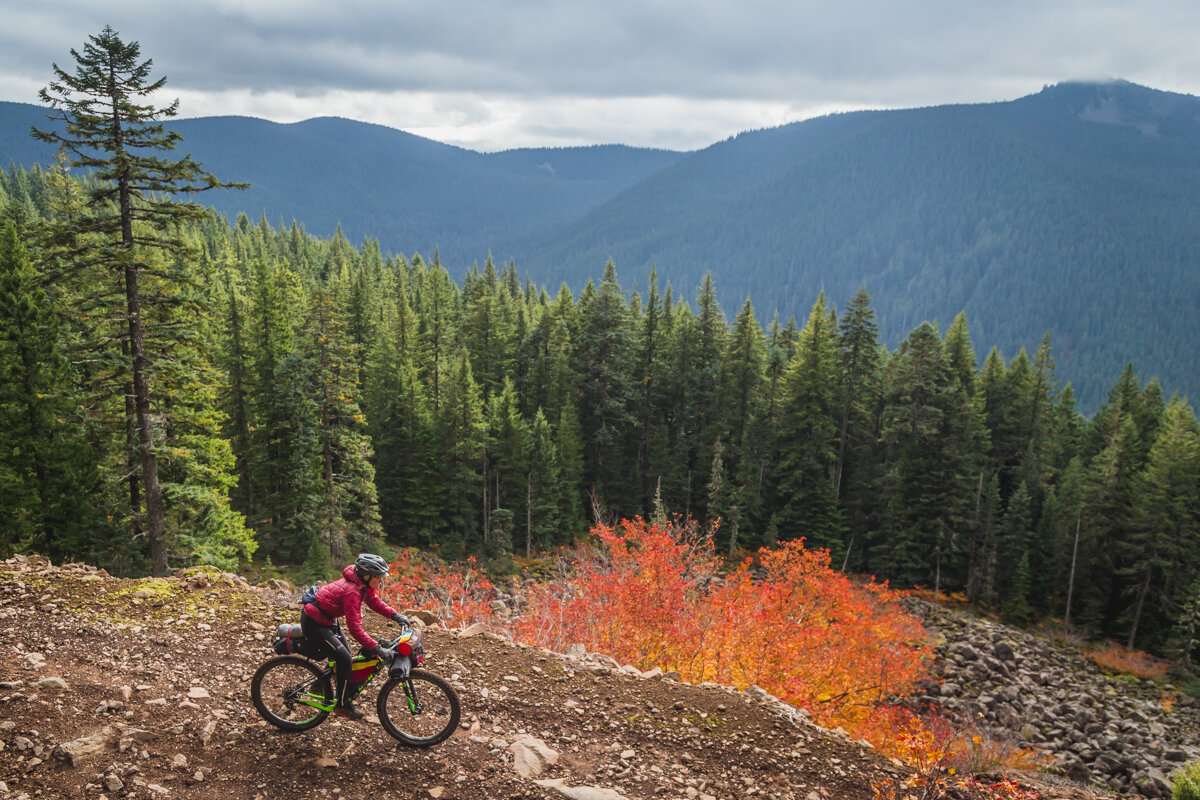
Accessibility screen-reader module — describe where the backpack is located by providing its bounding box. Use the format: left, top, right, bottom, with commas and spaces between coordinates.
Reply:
299, 584, 320, 607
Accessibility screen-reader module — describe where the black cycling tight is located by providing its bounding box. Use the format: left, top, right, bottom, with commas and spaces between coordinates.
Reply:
300, 611, 354, 705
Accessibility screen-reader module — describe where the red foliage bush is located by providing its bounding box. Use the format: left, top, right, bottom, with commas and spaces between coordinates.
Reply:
511, 517, 933, 754
380, 550, 498, 628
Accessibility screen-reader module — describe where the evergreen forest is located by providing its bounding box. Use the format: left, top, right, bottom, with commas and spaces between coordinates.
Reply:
6, 80, 1200, 411
2, 31, 1199, 669
5, 158, 1200, 660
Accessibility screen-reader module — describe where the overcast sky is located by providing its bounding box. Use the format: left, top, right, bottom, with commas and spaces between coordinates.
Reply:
3, 1, 1198, 152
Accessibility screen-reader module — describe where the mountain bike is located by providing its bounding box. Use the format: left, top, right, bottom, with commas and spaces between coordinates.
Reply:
250, 624, 461, 747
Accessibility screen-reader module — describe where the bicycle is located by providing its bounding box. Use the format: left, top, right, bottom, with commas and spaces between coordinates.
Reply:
251, 622, 461, 747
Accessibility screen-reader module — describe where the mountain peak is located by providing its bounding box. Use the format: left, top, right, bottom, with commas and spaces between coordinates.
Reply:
1032, 79, 1200, 135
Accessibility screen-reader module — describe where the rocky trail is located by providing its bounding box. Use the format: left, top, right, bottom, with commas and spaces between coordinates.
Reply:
0, 555, 1190, 800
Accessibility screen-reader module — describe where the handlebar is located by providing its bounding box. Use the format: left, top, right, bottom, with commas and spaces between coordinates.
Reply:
373, 626, 420, 658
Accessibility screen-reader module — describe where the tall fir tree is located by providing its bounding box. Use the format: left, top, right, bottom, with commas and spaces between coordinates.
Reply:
874, 322, 966, 590
304, 285, 383, 561
834, 286, 884, 568
1123, 398, 1200, 649
575, 263, 636, 514
774, 294, 843, 555
33, 27, 246, 574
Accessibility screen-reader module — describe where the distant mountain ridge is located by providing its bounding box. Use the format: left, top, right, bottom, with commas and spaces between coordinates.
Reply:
510, 80, 1200, 407
0, 100, 686, 265
3, 80, 1199, 408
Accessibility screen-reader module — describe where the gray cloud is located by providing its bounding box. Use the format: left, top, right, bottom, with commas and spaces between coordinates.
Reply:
3, 0, 1199, 150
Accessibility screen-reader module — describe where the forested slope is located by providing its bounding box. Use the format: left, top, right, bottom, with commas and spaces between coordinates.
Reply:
5, 82, 1200, 407
515, 81, 1200, 407
4, 164, 1199, 662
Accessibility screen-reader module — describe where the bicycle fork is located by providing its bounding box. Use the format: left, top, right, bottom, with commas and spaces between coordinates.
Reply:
402, 679, 422, 714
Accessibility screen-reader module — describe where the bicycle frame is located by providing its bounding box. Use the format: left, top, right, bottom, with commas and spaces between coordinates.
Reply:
297, 629, 420, 713
295, 654, 382, 712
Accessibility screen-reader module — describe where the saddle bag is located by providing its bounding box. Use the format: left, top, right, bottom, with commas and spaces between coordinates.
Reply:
272, 623, 304, 655
271, 623, 326, 658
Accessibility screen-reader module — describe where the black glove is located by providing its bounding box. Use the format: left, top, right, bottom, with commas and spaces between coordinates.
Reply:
374, 646, 396, 661
392, 613, 411, 627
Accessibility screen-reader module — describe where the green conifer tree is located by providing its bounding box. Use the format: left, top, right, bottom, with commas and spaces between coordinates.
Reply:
575, 263, 636, 513
33, 27, 245, 574
1123, 399, 1200, 649
0, 218, 103, 559
774, 294, 843, 555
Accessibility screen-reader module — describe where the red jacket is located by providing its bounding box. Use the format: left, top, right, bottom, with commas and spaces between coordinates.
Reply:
304, 565, 398, 651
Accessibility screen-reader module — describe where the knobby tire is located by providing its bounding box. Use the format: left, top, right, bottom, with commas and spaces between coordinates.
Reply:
251, 655, 333, 732
376, 669, 461, 747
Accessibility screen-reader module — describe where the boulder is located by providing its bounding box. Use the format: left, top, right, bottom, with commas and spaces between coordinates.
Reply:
510, 734, 559, 778
458, 622, 488, 638
404, 609, 441, 626
52, 727, 116, 767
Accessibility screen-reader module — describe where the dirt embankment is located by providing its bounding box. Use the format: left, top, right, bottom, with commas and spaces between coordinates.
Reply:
0, 556, 1124, 800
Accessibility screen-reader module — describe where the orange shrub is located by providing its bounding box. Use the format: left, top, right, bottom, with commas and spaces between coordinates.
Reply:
872, 715, 1041, 800
381, 550, 499, 629
1089, 642, 1169, 680
511, 518, 933, 755
909, 585, 972, 609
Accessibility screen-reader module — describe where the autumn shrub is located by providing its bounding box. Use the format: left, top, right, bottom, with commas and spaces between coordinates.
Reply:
910, 586, 972, 609
900, 712, 1050, 776
511, 517, 932, 756
381, 549, 499, 628
871, 715, 1041, 800
1090, 642, 1170, 680
944, 729, 1053, 774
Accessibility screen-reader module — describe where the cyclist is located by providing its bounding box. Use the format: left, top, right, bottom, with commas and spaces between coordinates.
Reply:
301, 553, 410, 720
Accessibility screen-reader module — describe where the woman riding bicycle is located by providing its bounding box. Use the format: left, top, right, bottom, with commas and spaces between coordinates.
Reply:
301, 553, 409, 719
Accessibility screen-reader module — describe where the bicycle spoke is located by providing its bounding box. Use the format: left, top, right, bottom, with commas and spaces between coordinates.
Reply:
252, 657, 333, 731
377, 671, 460, 746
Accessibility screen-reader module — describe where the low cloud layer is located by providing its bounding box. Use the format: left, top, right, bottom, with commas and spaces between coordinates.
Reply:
3, 0, 1198, 150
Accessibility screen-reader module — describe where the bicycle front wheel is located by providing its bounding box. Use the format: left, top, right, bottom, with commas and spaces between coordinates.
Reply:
251, 655, 333, 731
377, 669, 461, 746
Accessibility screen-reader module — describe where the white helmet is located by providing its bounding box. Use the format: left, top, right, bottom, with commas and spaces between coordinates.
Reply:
354, 553, 390, 577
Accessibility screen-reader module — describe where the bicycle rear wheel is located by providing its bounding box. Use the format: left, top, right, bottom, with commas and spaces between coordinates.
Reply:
377, 669, 461, 746
251, 655, 333, 731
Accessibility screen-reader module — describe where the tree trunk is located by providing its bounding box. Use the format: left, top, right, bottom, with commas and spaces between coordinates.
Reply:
1065, 508, 1081, 626
125, 259, 167, 575
227, 285, 254, 517
124, 368, 142, 540
834, 402, 850, 499
1128, 562, 1153, 649
482, 444, 489, 544
110, 83, 166, 575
